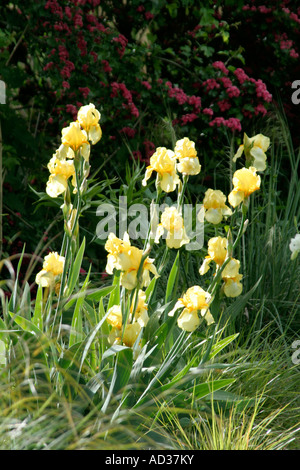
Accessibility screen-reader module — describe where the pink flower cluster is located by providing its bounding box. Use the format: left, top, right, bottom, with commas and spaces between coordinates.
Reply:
181, 113, 198, 125
209, 117, 242, 132
66, 104, 78, 120
275, 33, 299, 59
141, 80, 152, 90
78, 87, 90, 99
77, 32, 88, 56
202, 78, 220, 91
234, 68, 249, 85
203, 108, 214, 117
120, 127, 136, 138
60, 60, 75, 79
282, 7, 300, 24
217, 99, 232, 112
212, 61, 229, 75
165, 82, 201, 113
111, 82, 139, 118
219, 77, 240, 98
254, 104, 267, 116
102, 60, 112, 73
254, 79, 272, 102
45, 0, 63, 19
242, 4, 272, 14
112, 34, 128, 58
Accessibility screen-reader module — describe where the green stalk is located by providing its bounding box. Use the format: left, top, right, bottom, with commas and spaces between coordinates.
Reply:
51, 151, 83, 339
0, 120, 2, 260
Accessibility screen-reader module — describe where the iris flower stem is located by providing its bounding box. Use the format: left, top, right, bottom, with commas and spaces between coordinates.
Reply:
177, 175, 189, 212
51, 152, 83, 339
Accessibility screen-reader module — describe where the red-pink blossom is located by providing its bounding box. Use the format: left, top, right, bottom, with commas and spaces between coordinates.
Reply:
202, 78, 220, 91
234, 68, 249, 84
212, 61, 229, 75
203, 108, 214, 116
78, 87, 90, 99
181, 113, 198, 125
102, 60, 112, 73
141, 80, 152, 90
120, 127, 136, 138
254, 104, 267, 116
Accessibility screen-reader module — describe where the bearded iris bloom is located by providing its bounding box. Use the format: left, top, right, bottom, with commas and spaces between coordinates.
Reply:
221, 258, 243, 297
199, 236, 228, 275
106, 290, 149, 348
105, 232, 159, 290
61, 121, 89, 152
77, 103, 102, 145
142, 146, 180, 193
228, 166, 261, 208
46, 156, 76, 198
233, 133, 270, 172
174, 137, 201, 176
203, 188, 232, 225
169, 285, 214, 332
155, 206, 190, 249
35, 252, 65, 288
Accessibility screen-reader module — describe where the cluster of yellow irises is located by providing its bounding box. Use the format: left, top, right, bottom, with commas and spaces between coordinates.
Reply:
35, 101, 270, 342
35, 103, 102, 288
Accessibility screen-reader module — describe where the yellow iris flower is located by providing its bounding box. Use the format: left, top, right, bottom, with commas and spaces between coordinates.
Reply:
61, 121, 89, 152
203, 188, 232, 224
105, 232, 159, 290
35, 252, 65, 288
142, 147, 180, 193
77, 103, 102, 145
221, 258, 243, 297
174, 137, 201, 176
155, 206, 190, 249
228, 166, 261, 208
169, 285, 214, 332
199, 236, 228, 275
233, 133, 270, 171
106, 290, 149, 348
199, 238, 243, 298
46, 155, 76, 198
